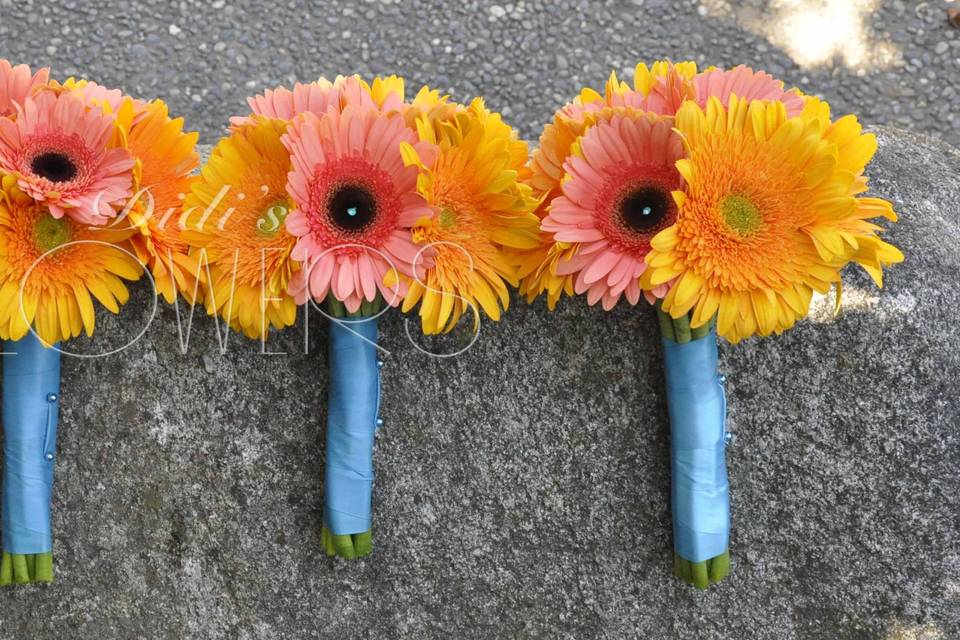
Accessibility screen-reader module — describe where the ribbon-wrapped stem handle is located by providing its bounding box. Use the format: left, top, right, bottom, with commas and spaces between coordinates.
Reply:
323, 311, 381, 559
661, 327, 730, 588
1, 332, 61, 585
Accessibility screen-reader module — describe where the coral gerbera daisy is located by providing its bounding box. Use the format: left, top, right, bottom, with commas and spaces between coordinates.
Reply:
0, 175, 142, 345
231, 75, 405, 129
124, 99, 201, 304
541, 113, 683, 310
181, 117, 300, 339
0, 60, 49, 118
58, 77, 149, 121
0, 90, 134, 225
692, 64, 805, 116
231, 80, 345, 128
528, 61, 698, 201
643, 96, 904, 343
589, 60, 698, 116
397, 98, 540, 333
518, 60, 698, 309
281, 106, 436, 313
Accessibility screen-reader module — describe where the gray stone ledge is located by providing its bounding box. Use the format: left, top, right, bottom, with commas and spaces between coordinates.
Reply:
0, 127, 957, 640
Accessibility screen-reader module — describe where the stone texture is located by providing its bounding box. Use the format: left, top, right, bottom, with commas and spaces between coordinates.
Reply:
0, 127, 956, 639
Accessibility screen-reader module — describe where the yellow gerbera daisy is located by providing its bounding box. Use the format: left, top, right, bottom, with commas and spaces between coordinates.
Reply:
519, 60, 698, 309
0, 175, 142, 345
181, 117, 299, 339
643, 95, 904, 343
366, 74, 406, 110
403, 85, 462, 129
124, 100, 201, 304
398, 97, 540, 333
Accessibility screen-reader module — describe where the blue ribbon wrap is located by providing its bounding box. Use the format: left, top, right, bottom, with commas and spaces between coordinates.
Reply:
662, 329, 729, 563
325, 316, 380, 536
2, 333, 61, 555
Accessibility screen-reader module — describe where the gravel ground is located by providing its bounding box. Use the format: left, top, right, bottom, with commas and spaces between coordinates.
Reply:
0, 0, 956, 146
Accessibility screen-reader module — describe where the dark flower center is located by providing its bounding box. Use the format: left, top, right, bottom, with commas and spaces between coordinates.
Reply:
327, 183, 378, 232
619, 187, 671, 232
31, 152, 78, 183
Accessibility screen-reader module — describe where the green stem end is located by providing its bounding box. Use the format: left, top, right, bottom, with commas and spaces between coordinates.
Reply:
325, 295, 383, 319
0, 552, 53, 586
321, 525, 372, 559
656, 303, 716, 344
673, 550, 730, 589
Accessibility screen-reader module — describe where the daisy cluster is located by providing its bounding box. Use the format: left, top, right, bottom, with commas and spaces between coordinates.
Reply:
189, 75, 539, 339
519, 61, 903, 342
0, 59, 198, 345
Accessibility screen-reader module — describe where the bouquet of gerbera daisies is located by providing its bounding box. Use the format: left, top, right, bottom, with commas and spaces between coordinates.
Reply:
521, 61, 903, 588
0, 60, 197, 585
192, 75, 537, 559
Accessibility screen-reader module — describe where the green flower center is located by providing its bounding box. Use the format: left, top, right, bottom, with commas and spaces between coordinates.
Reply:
34, 213, 72, 252
256, 201, 290, 237
438, 207, 457, 229
721, 195, 761, 236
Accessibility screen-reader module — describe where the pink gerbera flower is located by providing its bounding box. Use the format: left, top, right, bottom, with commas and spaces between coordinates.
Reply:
541, 114, 683, 310
694, 65, 805, 116
0, 60, 49, 118
231, 76, 404, 128
607, 65, 696, 116
0, 90, 135, 225
232, 80, 345, 128
557, 63, 696, 125
282, 106, 436, 312
62, 78, 149, 121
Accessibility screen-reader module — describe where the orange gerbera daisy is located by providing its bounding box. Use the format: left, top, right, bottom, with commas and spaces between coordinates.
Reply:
0, 175, 142, 344
123, 100, 200, 304
642, 96, 903, 342
398, 97, 540, 333
182, 117, 299, 339
401, 85, 462, 129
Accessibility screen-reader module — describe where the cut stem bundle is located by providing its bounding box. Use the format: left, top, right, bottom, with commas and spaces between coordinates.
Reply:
0, 551, 53, 585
